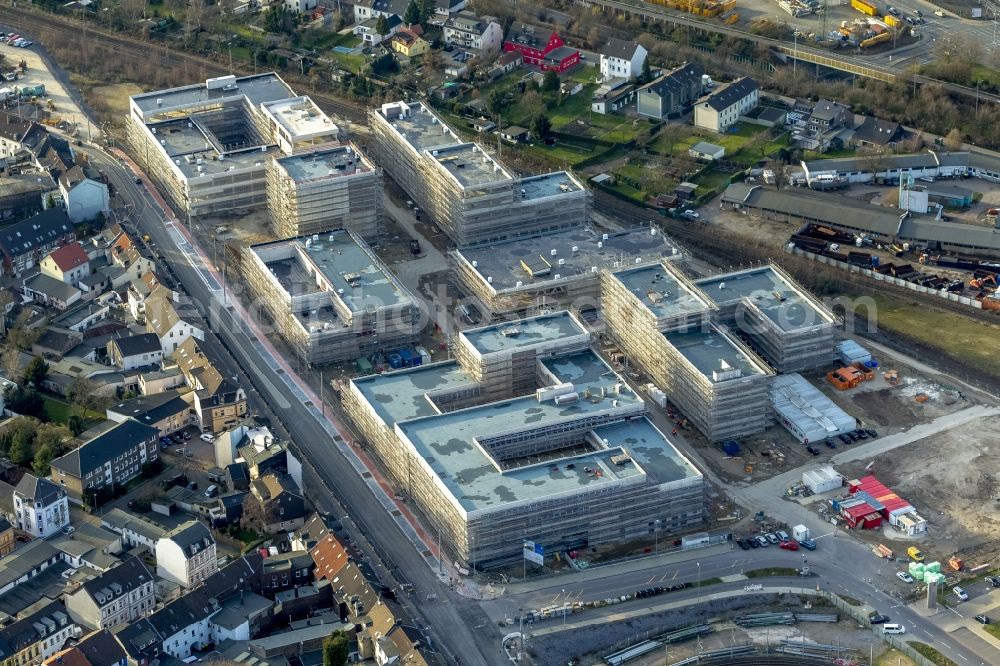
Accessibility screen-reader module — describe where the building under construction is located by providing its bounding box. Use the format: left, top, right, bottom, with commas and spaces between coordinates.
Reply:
695, 264, 837, 372
125, 74, 357, 221
451, 225, 684, 318
341, 311, 706, 568
368, 101, 589, 247
242, 230, 419, 365
601, 261, 773, 441
267, 144, 382, 240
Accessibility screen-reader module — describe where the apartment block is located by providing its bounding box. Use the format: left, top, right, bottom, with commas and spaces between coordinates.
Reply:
64, 556, 155, 630
368, 101, 588, 247
50, 420, 159, 501
242, 230, 420, 365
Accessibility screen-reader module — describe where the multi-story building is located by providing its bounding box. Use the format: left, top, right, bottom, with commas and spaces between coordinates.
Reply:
502, 24, 579, 73
695, 264, 837, 372
64, 556, 156, 630
343, 311, 706, 567
40, 242, 91, 287
107, 333, 163, 371
0, 518, 13, 558
636, 62, 706, 120
693, 76, 759, 133
0, 209, 75, 277
124, 74, 340, 219
144, 293, 205, 356
443, 11, 503, 52
266, 144, 381, 240
175, 337, 247, 433
0, 601, 78, 666
601, 261, 774, 441
50, 420, 160, 501
451, 225, 682, 317
155, 521, 218, 588
105, 392, 191, 438
369, 101, 588, 247
599, 38, 647, 82
13, 474, 70, 538
242, 231, 420, 365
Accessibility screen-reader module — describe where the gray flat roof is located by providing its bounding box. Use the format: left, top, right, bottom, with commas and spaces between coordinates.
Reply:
132, 73, 294, 116
274, 145, 372, 183
433, 143, 511, 187
520, 172, 582, 199
696, 266, 834, 331
592, 419, 701, 485
457, 226, 681, 291
153, 118, 271, 177
612, 263, 710, 320
396, 349, 645, 511
353, 362, 475, 425
663, 327, 768, 382
461, 311, 586, 355
380, 101, 464, 153
256, 231, 410, 313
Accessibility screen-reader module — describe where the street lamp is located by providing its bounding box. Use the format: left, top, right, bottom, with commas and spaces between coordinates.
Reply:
696, 562, 701, 604
654, 519, 661, 555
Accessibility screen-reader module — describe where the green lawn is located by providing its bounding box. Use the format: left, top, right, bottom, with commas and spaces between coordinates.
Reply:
693, 168, 733, 193
984, 623, 1000, 641
546, 86, 599, 128
521, 142, 594, 168
42, 395, 103, 426
906, 642, 957, 666
606, 181, 648, 204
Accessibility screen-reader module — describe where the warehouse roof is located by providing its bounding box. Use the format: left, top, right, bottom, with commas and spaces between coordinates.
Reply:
696, 265, 835, 332
898, 217, 1000, 251
456, 226, 681, 292
461, 311, 587, 355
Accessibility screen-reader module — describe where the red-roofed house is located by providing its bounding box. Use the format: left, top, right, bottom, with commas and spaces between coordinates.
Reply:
40, 241, 91, 287
503, 23, 579, 73
310, 533, 351, 581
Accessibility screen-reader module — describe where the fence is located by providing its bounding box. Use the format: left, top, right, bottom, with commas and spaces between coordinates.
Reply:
786, 246, 986, 310
823, 591, 938, 666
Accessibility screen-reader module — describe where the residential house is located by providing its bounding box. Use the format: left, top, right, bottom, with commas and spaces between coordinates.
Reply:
599, 38, 647, 82
64, 556, 155, 630
352, 0, 407, 24
144, 292, 203, 356
13, 474, 70, 538
260, 550, 314, 592
49, 419, 160, 501
0, 518, 13, 557
238, 430, 295, 482
0, 601, 79, 666
500, 126, 529, 143
99, 508, 167, 551
0, 173, 57, 223
489, 51, 522, 79
22, 273, 82, 310
213, 423, 275, 468
353, 14, 402, 46
359, 598, 430, 666
155, 521, 218, 588
310, 533, 351, 581
40, 242, 91, 287
49, 523, 123, 571
138, 367, 185, 397
590, 79, 635, 115
0, 116, 42, 162
106, 333, 163, 371
503, 24, 579, 73
43, 629, 128, 666
443, 11, 503, 52
59, 166, 109, 224
106, 392, 191, 437
0, 208, 75, 277
127, 272, 170, 322
689, 141, 725, 161
851, 115, 904, 149
283, 0, 316, 13
249, 473, 306, 533
636, 62, 705, 120
434, 0, 467, 17
390, 25, 429, 57
693, 76, 759, 133
0, 539, 62, 595
175, 337, 247, 434
793, 98, 854, 152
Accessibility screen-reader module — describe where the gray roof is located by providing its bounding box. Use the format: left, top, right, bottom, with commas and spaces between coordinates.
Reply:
14, 474, 64, 505
23, 273, 79, 301
691, 141, 723, 155
0, 209, 73, 260
76, 555, 153, 606
0, 600, 70, 660
898, 217, 1000, 251
809, 99, 849, 122
107, 392, 190, 427
0, 540, 60, 591
160, 520, 214, 557
76, 629, 129, 666
852, 115, 902, 145
100, 508, 167, 542
210, 592, 272, 630
702, 77, 758, 111
51, 419, 159, 478
601, 37, 641, 60
639, 61, 704, 98
109, 333, 161, 358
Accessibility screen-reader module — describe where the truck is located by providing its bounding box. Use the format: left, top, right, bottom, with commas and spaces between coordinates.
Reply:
851, 0, 877, 15
907, 546, 925, 561
16, 83, 44, 98
884, 13, 900, 27
792, 525, 811, 541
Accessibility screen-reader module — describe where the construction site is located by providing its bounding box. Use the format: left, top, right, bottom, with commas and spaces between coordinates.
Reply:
601, 260, 774, 442
341, 311, 707, 568
367, 101, 589, 247
267, 143, 382, 240
450, 225, 684, 318
241, 230, 420, 365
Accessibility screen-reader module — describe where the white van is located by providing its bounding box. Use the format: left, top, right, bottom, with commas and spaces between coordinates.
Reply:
882, 624, 906, 634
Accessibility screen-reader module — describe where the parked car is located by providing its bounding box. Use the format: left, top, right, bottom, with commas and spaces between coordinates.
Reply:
172, 434, 185, 444
934, 8, 944, 16
204, 485, 219, 498
913, 9, 922, 17
882, 624, 905, 634
806, 445, 820, 456
738, 538, 750, 550
847, 431, 861, 442
838, 434, 851, 444
63, 525, 75, 535
182, 431, 191, 440
755, 535, 769, 547
896, 571, 914, 583
200, 432, 215, 443
799, 539, 816, 550
681, 209, 700, 220
953, 586, 969, 601
975, 614, 991, 625
887, 5, 899, 14
780, 540, 800, 551
764, 533, 780, 544
985, 576, 1000, 588
825, 440, 837, 449
869, 613, 890, 624
133, 175, 143, 184
776, 530, 789, 541
865, 428, 878, 438
748, 537, 760, 548
857, 429, 869, 440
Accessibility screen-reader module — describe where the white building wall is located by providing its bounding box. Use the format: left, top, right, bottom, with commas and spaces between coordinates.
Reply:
13, 490, 70, 538
65, 180, 110, 223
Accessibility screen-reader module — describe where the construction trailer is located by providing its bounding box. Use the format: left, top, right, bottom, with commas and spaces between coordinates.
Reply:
368, 101, 589, 248
241, 230, 420, 365
601, 261, 774, 441
125, 74, 340, 219
450, 226, 684, 318
341, 310, 707, 568
267, 143, 383, 240
695, 264, 838, 373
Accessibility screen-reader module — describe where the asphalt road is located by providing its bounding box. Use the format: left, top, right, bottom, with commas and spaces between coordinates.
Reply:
84, 145, 501, 666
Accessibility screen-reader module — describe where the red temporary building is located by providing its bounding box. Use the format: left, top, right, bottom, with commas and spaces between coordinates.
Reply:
842, 501, 883, 529
503, 23, 580, 73
849, 475, 913, 519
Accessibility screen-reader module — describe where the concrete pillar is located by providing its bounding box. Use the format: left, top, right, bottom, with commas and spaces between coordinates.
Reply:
926, 581, 937, 609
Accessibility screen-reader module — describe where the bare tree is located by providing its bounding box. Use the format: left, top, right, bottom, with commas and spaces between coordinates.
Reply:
1, 348, 20, 382
241, 494, 267, 533
944, 128, 964, 151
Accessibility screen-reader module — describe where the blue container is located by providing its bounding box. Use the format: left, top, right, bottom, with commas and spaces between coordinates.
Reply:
871, 256, 880, 267
399, 349, 418, 367
722, 440, 740, 456
388, 353, 403, 369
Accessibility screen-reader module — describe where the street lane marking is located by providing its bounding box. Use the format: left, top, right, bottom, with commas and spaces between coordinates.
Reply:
672, 570, 679, 580
956, 654, 967, 662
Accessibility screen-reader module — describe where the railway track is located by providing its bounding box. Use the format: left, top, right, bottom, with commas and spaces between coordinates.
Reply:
0, 4, 367, 123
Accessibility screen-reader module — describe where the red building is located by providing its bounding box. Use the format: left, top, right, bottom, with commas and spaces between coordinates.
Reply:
503, 23, 580, 73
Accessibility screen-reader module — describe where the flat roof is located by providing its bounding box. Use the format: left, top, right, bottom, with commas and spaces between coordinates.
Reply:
254, 231, 410, 313
520, 172, 582, 199
152, 118, 270, 178
433, 143, 511, 187
696, 266, 834, 331
379, 101, 463, 153
457, 226, 681, 291
663, 327, 768, 382
132, 73, 294, 116
274, 145, 372, 183
396, 349, 645, 511
461, 311, 587, 355
592, 419, 701, 485
612, 263, 710, 320
353, 362, 475, 425
261, 96, 336, 139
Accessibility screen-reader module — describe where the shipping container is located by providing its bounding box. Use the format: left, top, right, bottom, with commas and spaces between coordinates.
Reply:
884, 14, 900, 26
398, 348, 419, 368
851, 0, 877, 15
388, 353, 403, 369
356, 357, 373, 375
792, 525, 811, 541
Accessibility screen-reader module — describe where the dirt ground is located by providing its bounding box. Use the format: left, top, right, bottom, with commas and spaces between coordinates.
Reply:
839, 416, 1000, 558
